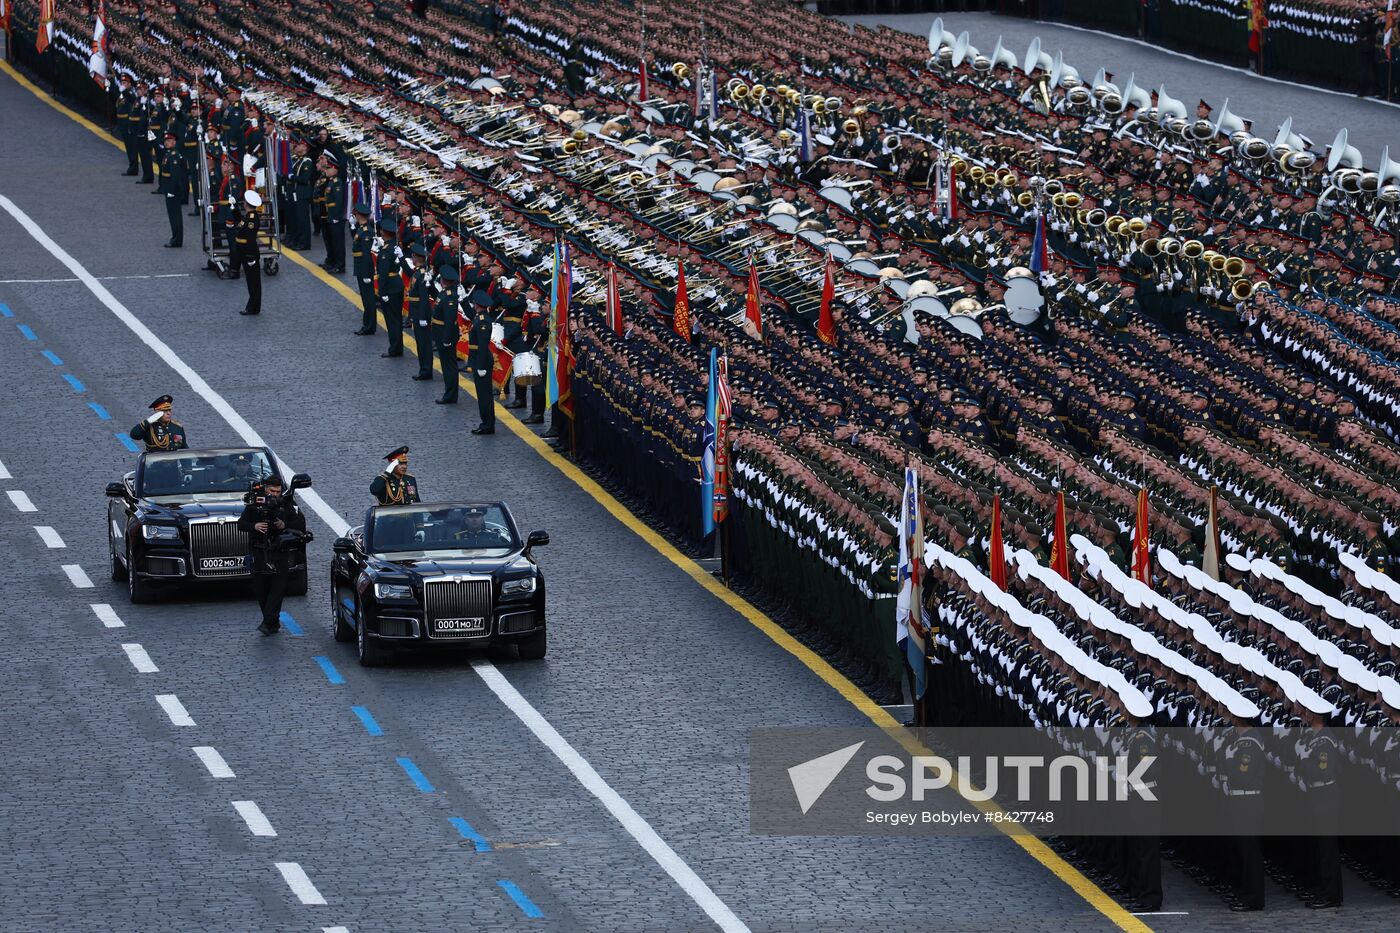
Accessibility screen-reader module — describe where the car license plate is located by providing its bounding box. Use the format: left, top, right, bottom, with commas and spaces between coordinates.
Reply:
433, 617, 486, 635
199, 556, 247, 570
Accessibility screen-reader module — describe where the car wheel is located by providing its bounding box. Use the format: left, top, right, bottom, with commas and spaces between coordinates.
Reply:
356, 604, 384, 667
332, 585, 354, 643
126, 546, 151, 604
286, 567, 308, 597
110, 539, 128, 582
516, 627, 547, 661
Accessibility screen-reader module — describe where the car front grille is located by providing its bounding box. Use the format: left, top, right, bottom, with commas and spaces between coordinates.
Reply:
189, 520, 251, 578
423, 578, 493, 638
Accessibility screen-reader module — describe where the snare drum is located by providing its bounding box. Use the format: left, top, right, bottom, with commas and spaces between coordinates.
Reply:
512, 351, 543, 386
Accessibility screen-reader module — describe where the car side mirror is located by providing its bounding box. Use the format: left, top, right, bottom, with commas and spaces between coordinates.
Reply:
291, 472, 313, 490
524, 530, 549, 556
332, 536, 357, 554
106, 482, 129, 498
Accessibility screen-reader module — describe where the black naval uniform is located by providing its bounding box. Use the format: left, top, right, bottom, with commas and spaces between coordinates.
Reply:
128, 416, 188, 451
467, 310, 495, 433
321, 176, 346, 271
232, 207, 262, 314
158, 144, 187, 247
369, 470, 421, 506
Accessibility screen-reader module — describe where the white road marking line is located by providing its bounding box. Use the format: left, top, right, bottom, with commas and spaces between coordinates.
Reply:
322, 928, 350, 933
275, 862, 327, 906
192, 746, 235, 779
1, 195, 747, 933
0, 273, 193, 283
90, 603, 125, 628
232, 801, 277, 837
120, 642, 158, 673
62, 564, 93, 588
0, 458, 10, 479
33, 525, 65, 548
7, 489, 36, 512
472, 660, 748, 932
156, 694, 195, 726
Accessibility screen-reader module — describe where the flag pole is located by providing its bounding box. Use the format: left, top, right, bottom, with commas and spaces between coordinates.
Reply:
720, 338, 731, 587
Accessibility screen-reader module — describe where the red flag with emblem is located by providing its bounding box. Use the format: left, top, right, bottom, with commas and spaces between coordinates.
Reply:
816, 254, 837, 346
989, 494, 1007, 590
1132, 487, 1152, 588
744, 254, 763, 338
1248, 0, 1268, 55
1049, 490, 1071, 582
606, 263, 624, 335
672, 257, 692, 343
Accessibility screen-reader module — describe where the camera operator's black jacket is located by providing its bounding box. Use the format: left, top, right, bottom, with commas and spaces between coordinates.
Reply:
237, 495, 308, 571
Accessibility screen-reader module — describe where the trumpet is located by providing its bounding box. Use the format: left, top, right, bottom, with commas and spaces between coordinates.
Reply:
672, 62, 691, 80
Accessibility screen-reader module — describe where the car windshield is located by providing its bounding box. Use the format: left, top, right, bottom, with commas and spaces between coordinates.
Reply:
141, 450, 275, 497
370, 505, 518, 556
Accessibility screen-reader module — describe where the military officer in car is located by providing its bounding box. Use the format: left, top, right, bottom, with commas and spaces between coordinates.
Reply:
129, 394, 188, 451
370, 446, 421, 505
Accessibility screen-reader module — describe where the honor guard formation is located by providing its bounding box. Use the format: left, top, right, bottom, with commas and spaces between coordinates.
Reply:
9, 0, 1400, 922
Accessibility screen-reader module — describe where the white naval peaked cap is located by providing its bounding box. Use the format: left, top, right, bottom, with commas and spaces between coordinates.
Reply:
245, 190, 264, 208
1225, 552, 1251, 573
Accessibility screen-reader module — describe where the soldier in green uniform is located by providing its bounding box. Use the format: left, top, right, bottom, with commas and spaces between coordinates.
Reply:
376, 219, 406, 357
370, 446, 421, 506
158, 132, 187, 248
319, 154, 345, 272
132, 83, 155, 184
288, 138, 313, 250
116, 76, 139, 176
129, 395, 188, 451
432, 264, 462, 403
405, 244, 434, 381
350, 203, 377, 335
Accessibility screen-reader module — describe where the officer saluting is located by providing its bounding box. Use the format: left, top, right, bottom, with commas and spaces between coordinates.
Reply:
370, 447, 421, 505
129, 395, 188, 451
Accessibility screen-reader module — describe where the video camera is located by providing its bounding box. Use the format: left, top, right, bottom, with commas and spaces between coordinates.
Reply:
243, 480, 314, 551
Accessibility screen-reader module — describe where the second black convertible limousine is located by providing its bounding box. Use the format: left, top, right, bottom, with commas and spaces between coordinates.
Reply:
331, 501, 549, 666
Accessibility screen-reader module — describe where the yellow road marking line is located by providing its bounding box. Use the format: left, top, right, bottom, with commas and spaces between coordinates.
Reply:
1, 59, 1147, 932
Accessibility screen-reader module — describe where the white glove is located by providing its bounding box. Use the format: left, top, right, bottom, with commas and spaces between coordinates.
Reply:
417, 320, 428, 327
146, 411, 164, 424
383, 462, 397, 474
146, 131, 156, 142
476, 369, 488, 377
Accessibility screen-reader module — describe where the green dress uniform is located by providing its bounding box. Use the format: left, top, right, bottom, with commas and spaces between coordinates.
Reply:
350, 210, 377, 334
129, 395, 188, 451
321, 172, 345, 271
158, 140, 187, 248
432, 266, 462, 403
467, 310, 495, 433
376, 222, 406, 356
370, 470, 421, 506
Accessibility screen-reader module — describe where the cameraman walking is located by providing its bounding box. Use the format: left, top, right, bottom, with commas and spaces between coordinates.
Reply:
238, 477, 309, 635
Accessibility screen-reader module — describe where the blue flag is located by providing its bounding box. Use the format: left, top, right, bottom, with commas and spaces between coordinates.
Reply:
701, 347, 717, 537
798, 109, 812, 163
1030, 211, 1048, 275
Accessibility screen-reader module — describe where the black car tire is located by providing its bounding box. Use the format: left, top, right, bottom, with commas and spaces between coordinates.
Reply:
356, 605, 384, 667
331, 586, 354, 643
516, 627, 547, 661
126, 546, 152, 604
287, 566, 308, 597
110, 539, 128, 582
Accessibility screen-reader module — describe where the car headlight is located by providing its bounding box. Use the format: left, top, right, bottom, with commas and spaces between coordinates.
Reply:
142, 524, 181, 541
501, 577, 536, 597
374, 582, 414, 600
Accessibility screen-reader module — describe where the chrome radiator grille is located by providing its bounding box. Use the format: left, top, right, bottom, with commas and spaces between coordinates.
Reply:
189, 520, 251, 577
423, 578, 492, 637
